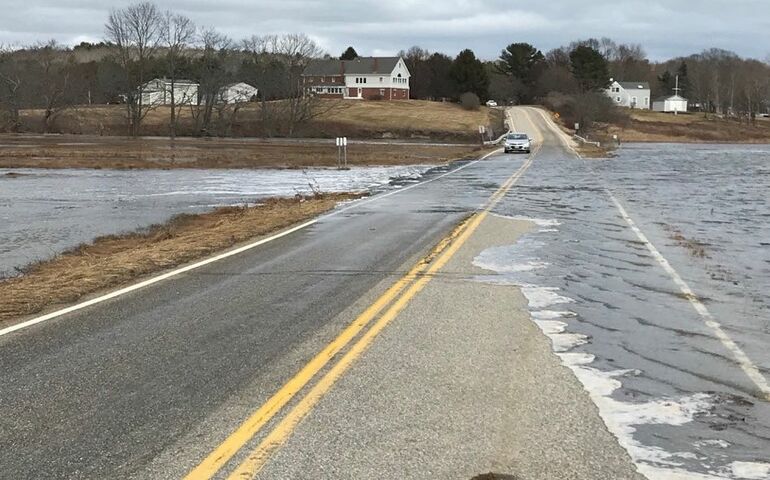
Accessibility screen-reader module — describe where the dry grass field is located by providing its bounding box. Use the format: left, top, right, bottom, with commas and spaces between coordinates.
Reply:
18, 100, 501, 142
608, 109, 770, 143
0, 193, 361, 325
0, 134, 487, 169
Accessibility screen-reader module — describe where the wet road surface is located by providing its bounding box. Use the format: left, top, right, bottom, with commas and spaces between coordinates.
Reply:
0, 148, 519, 478
473, 109, 770, 479
1, 107, 768, 479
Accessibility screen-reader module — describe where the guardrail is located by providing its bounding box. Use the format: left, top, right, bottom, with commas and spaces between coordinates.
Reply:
573, 135, 601, 147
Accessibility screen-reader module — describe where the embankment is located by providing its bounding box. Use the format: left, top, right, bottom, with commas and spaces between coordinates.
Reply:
0, 193, 360, 327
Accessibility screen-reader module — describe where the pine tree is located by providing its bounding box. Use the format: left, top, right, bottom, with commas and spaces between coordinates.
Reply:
340, 47, 358, 60
569, 46, 610, 92
449, 49, 489, 100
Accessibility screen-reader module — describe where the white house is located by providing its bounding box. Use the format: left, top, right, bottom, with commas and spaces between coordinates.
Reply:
301, 57, 410, 100
605, 79, 651, 109
213, 82, 259, 104
140, 78, 199, 106
653, 94, 688, 113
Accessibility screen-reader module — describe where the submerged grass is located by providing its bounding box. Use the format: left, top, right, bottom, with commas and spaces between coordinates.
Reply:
0, 193, 362, 326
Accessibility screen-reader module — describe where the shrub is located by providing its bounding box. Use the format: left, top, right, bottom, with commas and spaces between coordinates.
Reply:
459, 92, 480, 111
543, 91, 628, 132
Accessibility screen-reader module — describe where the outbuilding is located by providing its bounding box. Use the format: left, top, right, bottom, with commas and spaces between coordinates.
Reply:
653, 95, 688, 113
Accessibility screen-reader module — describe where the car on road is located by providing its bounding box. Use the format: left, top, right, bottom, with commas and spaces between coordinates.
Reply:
486, 100, 498, 107
503, 132, 531, 154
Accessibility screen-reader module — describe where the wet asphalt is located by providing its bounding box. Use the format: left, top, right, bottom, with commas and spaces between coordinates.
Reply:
0, 134, 522, 478
2, 107, 767, 480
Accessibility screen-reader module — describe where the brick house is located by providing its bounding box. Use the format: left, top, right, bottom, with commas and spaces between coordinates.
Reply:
302, 57, 410, 100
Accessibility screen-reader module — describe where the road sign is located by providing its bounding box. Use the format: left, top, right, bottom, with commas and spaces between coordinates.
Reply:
478, 125, 486, 134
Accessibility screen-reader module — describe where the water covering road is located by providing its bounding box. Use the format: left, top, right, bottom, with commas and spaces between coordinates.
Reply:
475, 113, 770, 479
0, 165, 429, 277
0, 108, 768, 479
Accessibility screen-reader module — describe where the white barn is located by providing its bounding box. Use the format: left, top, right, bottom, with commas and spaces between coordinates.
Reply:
605, 80, 651, 109
214, 82, 259, 104
140, 78, 198, 106
653, 95, 688, 113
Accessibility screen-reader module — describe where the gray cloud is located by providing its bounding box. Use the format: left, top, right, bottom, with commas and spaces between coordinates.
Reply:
0, 0, 768, 61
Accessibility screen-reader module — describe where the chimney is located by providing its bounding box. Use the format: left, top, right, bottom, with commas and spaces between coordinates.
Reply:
373, 57, 378, 73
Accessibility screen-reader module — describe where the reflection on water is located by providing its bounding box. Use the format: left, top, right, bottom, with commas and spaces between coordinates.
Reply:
476, 144, 770, 479
0, 166, 431, 277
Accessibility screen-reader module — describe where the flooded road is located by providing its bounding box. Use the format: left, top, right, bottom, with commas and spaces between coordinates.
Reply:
476, 136, 770, 479
0, 165, 430, 277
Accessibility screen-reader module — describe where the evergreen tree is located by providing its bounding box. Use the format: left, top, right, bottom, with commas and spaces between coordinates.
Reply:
497, 43, 545, 87
340, 46, 358, 60
569, 45, 610, 92
449, 49, 489, 100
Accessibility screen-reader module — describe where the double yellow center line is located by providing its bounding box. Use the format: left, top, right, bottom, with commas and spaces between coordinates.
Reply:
185, 145, 538, 480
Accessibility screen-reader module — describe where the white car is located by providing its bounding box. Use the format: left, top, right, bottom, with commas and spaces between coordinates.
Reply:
503, 132, 531, 154
486, 100, 498, 107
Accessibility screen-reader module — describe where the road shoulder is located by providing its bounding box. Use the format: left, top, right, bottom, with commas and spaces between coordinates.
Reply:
255, 213, 644, 479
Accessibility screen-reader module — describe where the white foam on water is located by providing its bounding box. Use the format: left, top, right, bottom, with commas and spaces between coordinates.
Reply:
471, 215, 763, 480
520, 286, 574, 309
490, 213, 562, 228
727, 462, 770, 480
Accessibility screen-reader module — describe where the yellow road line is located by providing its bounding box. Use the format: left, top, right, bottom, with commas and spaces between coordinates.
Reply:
183, 216, 476, 479
225, 153, 535, 479
184, 147, 512, 478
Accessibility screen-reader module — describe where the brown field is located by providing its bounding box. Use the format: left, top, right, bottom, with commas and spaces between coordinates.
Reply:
608, 109, 770, 143
0, 135, 488, 169
0, 193, 360, 326
18, 100, 500, 142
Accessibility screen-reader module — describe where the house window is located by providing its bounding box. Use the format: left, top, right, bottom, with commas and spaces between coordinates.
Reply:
644, 97, 649, 105
380, 88, 385, 96
616, 96, 621, 102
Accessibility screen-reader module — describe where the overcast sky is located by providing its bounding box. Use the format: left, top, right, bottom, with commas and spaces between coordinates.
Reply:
0, 0, 768, 61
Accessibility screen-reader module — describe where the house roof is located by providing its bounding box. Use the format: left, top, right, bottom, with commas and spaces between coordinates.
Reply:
303, 57, 402, 76
654, 94, 688, 102
618, 81, 650, 90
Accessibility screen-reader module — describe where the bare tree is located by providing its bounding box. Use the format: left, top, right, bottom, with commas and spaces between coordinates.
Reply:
242, 33, 332, 137
190, 27, 236, 136
0, 45, 24, 132
27, 40, 76, 133
161, 11, 195, 138
105, 1, 163, 136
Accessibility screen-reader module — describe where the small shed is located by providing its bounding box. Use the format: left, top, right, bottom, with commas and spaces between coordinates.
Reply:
653, 95, 688, 113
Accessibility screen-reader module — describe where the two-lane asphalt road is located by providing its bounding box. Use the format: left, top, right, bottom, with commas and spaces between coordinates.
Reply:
0, 119, 533, 478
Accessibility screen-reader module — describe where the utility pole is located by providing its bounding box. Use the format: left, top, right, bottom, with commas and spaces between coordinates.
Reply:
673, 75, 681, 115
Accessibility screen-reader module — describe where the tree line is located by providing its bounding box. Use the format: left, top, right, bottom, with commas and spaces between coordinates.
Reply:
1, 2, 769, 136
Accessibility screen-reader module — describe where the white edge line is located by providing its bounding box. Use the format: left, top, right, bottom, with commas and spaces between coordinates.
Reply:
0, 148, 502, 338
607, 190, 770, 399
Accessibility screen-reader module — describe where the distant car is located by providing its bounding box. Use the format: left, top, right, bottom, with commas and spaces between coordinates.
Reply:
504, 132, 531, 154
486, 100, 498, 107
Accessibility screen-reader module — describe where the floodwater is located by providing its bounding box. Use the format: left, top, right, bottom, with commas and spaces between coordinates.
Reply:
0, 165, 430, 278
476, 144, 770, 479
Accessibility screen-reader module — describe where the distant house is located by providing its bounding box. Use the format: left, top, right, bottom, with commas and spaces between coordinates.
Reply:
212, 82, 259, 104
605, 79, 651, 109
653, 94, 688, 113
301, 56, 410, 100
140, 78, 198, 106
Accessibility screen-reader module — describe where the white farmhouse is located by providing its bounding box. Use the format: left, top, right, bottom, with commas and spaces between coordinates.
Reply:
605, 79, 651, 109
140, 78, 199, 106
301, 57, 410, 100
214, 82, 259, 104
653, 94, 688, 113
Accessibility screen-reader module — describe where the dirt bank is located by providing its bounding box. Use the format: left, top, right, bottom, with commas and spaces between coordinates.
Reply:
0, 135, 487, 169
0, 193, 360, 326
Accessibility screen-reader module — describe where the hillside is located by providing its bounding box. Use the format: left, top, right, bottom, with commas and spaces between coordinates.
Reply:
17, 100, 502, 142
